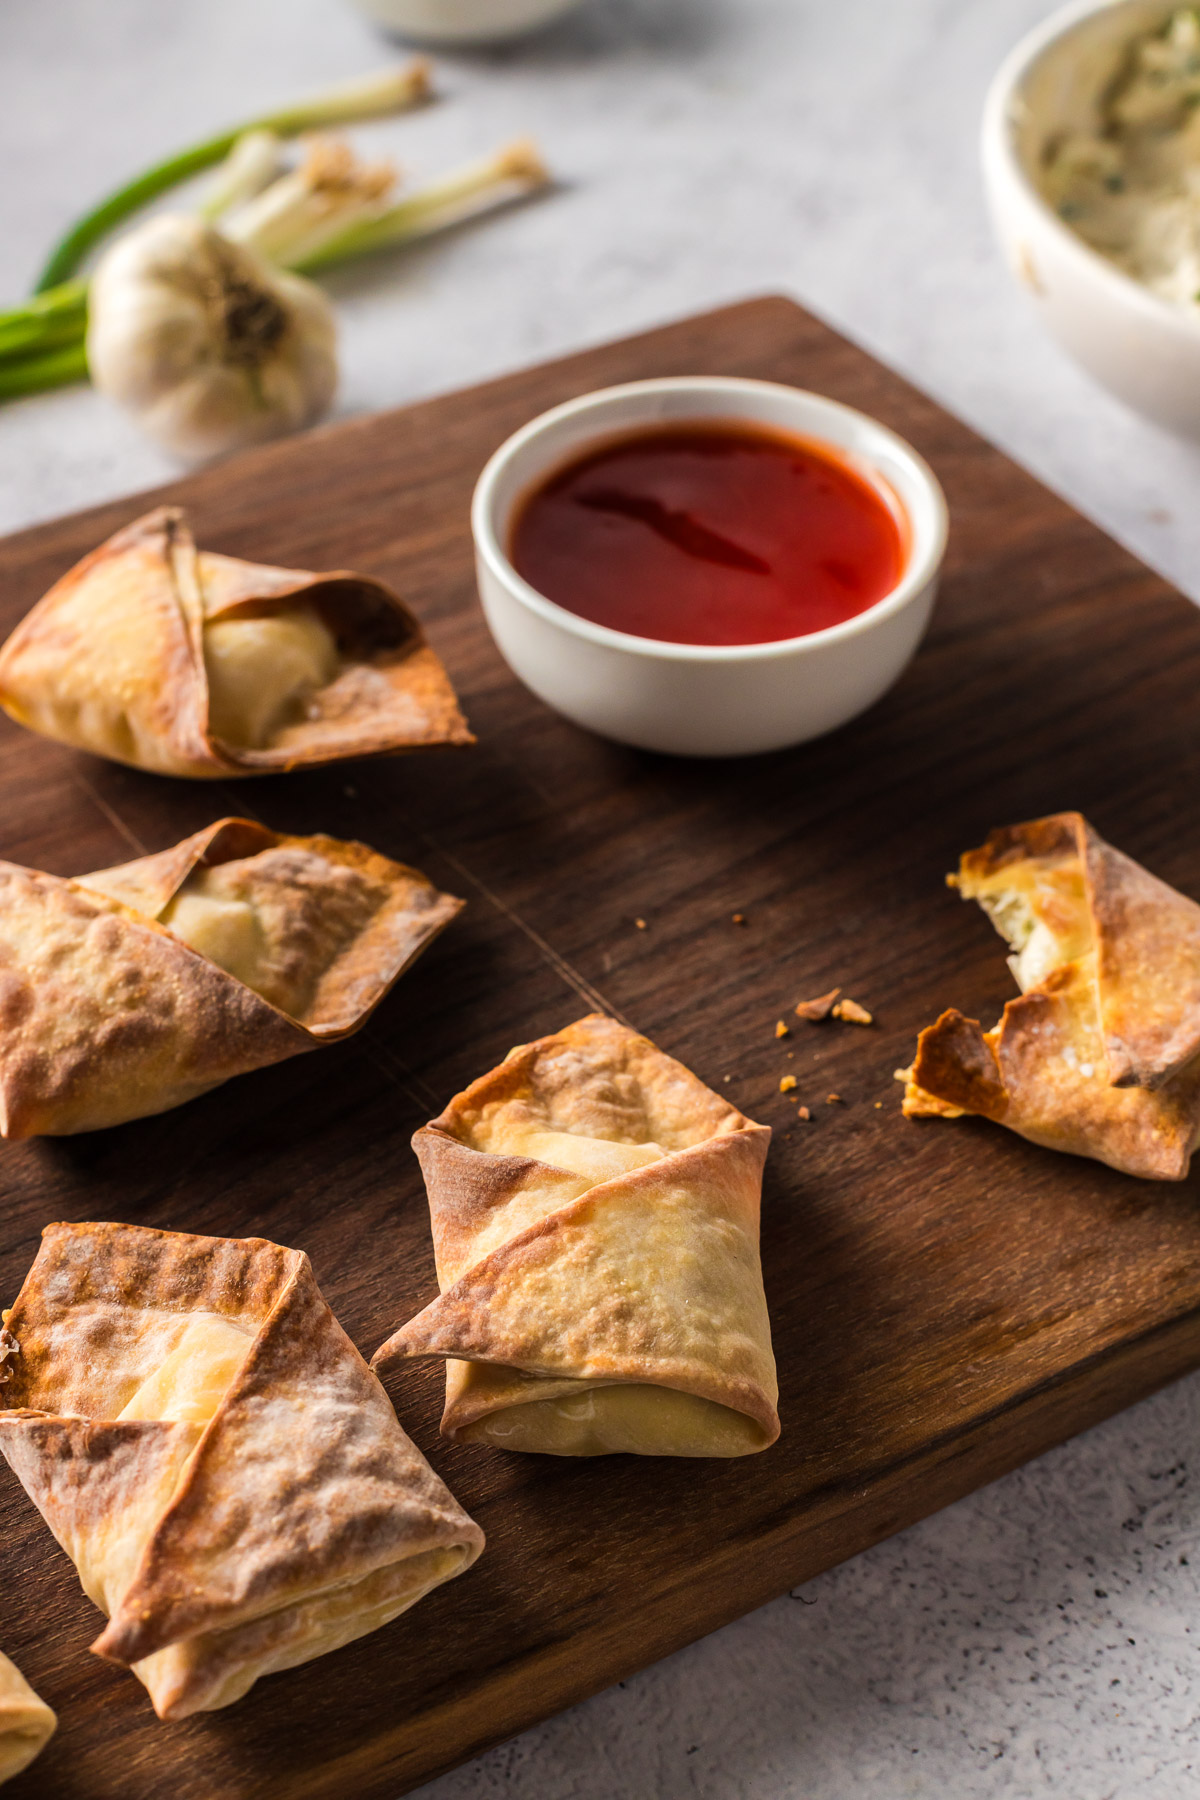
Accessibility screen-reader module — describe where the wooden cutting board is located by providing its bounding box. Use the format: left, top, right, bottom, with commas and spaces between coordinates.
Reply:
3, 294, 1200, 1800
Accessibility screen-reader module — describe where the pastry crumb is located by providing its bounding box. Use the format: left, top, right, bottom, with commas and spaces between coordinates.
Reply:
780, 1075, 798, 1093
796, 1105, 811, 1120
874, 1101, 883, 1109
826, 1093, 843, 1105
775, 1019, 790, 1039
832, 997, 873, 1025
732, 912, 746, 926
635, 917, 647, 930
795, 987, 840, 1021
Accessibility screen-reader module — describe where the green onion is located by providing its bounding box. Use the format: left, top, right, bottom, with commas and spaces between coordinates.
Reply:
33, 62, 431, 293
0, 281, 88, 362
293, 139, 549, 275
0, 342, 90, 401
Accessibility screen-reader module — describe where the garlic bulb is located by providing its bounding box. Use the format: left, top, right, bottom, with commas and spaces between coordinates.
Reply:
86, 214, 338, 461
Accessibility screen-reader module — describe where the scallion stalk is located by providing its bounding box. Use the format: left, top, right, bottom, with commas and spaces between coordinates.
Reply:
0, 281, 88, 362
33, 61, 431, 292
293, 139, 549, 274
0, 342, 90, 400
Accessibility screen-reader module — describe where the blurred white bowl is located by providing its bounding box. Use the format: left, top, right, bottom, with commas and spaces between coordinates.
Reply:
471, 377, 948, 759
982, 0, 1200, 438
347, 0, 584, 43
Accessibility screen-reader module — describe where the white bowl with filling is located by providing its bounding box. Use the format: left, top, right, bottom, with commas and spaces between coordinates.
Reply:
983, 0, 1200, 436
346, 0, 585, 44
470, 377, 949, 759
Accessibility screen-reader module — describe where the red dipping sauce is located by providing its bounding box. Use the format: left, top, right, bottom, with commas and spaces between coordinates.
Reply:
510, 422, 906, 648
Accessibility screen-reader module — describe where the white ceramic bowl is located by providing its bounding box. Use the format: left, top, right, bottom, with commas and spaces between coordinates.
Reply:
470, 377, 948, 758
347, 0, 584, 44
983, 0, 1200, 437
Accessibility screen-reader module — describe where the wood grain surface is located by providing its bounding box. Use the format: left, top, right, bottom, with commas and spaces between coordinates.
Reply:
3, 295, 1200, 1800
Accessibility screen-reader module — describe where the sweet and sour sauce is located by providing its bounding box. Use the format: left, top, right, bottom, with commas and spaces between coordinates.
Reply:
510, 421, 905, 648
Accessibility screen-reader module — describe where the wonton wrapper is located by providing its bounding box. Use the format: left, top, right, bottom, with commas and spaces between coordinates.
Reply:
0, 816, 461, 1137
373, 1014, 779, 1458
0, 1649, 55, 1785
0, 506, 472, 776
0, 1223, 484, 1721
902, 812, 1200, 1179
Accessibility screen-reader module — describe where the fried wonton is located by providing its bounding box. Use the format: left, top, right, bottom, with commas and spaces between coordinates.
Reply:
373, 1014, 779, 1457
0, 1648, 55, 1785
0, 507, 472, 776
0, 817, 461, 1137
902, 812, 1200, 1178
0, 1223, 484, 1721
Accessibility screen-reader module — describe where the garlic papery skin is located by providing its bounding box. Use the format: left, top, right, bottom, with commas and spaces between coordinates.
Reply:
86, 214, 338, 462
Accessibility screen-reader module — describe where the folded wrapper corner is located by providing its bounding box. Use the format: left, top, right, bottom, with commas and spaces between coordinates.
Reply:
0, 1223, 484, 1721
0, 816, 461, 1137
0, 1649, 55, 1785
373, 1014, 779, 1458
0, 506, 472, 776
903, 812, 1200, 1179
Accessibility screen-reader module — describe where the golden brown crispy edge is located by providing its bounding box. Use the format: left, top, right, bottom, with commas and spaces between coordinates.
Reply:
0, 1222, 485, 1675
437, 1013, 745, 1148
404, 1012, 755, 1276
956, 812, 1084, 886
81, 818, 466, 1038
378, 1129, 779, 1441
1, 1222, 295, 1414
0, 861, 308, 1139
906, 993, 1200, 1181
908, 1008, 1008, 1120
959, 812, 1200, 1089
0, 505, 472, 777
373, 1015, 778, 1440
1080, 825, 1200, 1088
96, 1240, 483, 1666
0, 1647, 56, 1782
0, 822, 462, 1136
0, 508, 212, 774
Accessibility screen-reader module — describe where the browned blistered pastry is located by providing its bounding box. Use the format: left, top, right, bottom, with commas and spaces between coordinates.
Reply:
0, 817, 461, 1138
0, 1223, 484, 1721
902, 812, 1200, 1179
374, 1014, 779, 1457
0, 1648, 55, 1784
0, 506, 472, 776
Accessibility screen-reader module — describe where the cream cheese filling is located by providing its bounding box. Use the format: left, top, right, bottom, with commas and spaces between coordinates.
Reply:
68, 1314, 254, 1620
116, 1313, 255, 1428
159, 878, 268, 998
203, 605, 339, 748
964, 863, 1092, 993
